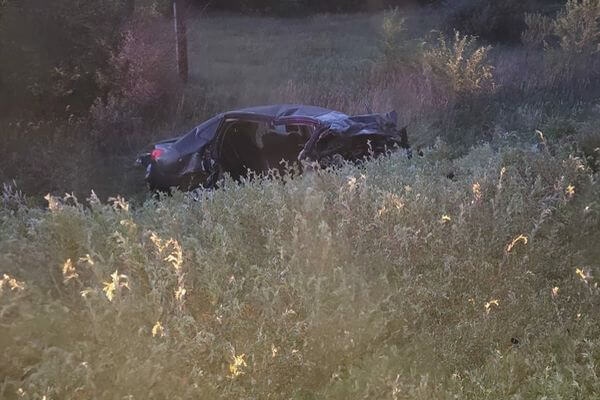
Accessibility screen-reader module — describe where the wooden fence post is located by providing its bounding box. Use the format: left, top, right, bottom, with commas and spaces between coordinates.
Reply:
173, 0, 188, 83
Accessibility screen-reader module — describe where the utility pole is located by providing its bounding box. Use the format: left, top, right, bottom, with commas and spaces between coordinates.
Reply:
173, 0, 188, 83
126, 0, 135, 17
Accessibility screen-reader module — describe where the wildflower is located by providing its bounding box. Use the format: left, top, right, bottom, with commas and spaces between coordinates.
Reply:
551, 286, 559, 298
108, 195, 129, 211
229, 353, 247, 377
506, 234, 528, 253
484, 299, 499, 314
441, 214, 451, 223
566, 184, 575, 198
271, 344, 279, 358
164, 239, 183, 272
472, 182, 482, 203
175, 286, 187, 302
0, 274, 25, 294
44, 193, 61, 211
575, 268, 592, 283
149, 231, 163, 252
152, 233, 184, 272
103, 281, 116, 301
80, 288, 95, 298
78, 254, 94, 266
61, 258, 79, 283
102, 270, 129, 301
152, 321, 165, 338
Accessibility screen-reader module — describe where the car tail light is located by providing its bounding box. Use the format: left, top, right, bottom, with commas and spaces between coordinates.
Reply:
151, 148, 164, 161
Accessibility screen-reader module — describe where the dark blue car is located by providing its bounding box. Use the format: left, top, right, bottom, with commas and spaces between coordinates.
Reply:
136, 104, 409, 191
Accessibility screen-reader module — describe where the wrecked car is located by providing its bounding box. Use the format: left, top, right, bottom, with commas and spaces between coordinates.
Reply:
136, 104, 410, 192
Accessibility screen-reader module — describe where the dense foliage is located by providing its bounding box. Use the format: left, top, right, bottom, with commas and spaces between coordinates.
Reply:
2, 139, 600, 399
0, 0, 174, 119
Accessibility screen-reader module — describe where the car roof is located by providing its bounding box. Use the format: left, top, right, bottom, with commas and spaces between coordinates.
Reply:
171, 104, 397, 155
227, 104, 345, 120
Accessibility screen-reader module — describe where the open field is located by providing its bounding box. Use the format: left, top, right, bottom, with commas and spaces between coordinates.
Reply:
2, 3, 600, 398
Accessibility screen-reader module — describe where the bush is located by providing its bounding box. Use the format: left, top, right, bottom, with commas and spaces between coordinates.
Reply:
522, 12, 557, 49
423, 31, 495, 96
522, 0, 600, 101
555, 0, 600, 53
371, 9, 497, 148
524, 0, 600, 53
378, 7, 424, 69
90, 17, 180, 143
0, 0, 174, 120
0, 0, 132, 117
442, 0, 544, 44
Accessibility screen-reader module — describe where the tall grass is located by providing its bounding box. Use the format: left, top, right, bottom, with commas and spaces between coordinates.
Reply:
3, 5, 600, 198
2, 138, 600, 399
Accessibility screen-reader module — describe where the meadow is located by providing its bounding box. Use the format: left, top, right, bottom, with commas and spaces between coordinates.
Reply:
2, 1, 600, 398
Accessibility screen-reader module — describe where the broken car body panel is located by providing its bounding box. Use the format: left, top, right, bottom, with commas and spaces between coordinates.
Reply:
137, 104, 409, 191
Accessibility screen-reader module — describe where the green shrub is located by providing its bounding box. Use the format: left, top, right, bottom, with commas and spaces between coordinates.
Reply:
524, 0, 600, 53
522, 0, 600, 101
379, 7, 423, 69
522, 12, 557, 48
541, 116, 579, 140
576, 132, 600, 171
90, 17, 180, 141
0, 0, 175, 120
0, 0, 131, 117
423, 31, 495, 96
441, 0, 543, 44
555, 0, 600, 54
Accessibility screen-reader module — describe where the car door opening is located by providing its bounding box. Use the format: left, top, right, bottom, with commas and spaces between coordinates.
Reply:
217, 120, 312, 180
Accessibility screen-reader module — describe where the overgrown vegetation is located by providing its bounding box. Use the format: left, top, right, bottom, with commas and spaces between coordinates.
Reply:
2, 139, 600, 398
1, 1, 600, 397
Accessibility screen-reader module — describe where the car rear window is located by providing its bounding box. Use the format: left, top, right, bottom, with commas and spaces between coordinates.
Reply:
173, 116, 222, 153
